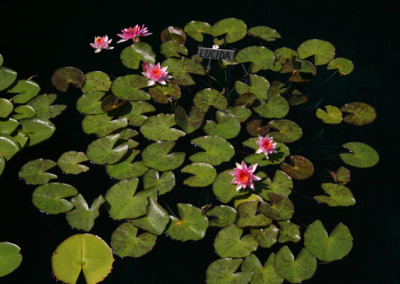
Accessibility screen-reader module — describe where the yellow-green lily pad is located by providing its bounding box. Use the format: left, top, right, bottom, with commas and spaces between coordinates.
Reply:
0, 242, 22, 277
241, 253, 284, 284
314, 183, 355, 207
212, 18, 247, 43
316, 105, 342, 124
140, 113, 185, 141
297, 39, 335, 66
18, 158, 57, 185
162, 57, 205, 86
8, 80, 40, 104
206, 258, 254, 284
57, 151, 89, 175
235, 74, 270, 100
248, 26, 281, 42
181, 162, 217, 187
184, 21, 213, 42
235, 46, 275, 73
111, 74, 150, 101
142, 141, 185, 171
120, 42, 156, 70
327, 57, 354, 75
81, 71, 111, 93
340, 102, 377, 125
32, 182, 78, 214
339, 142, 379, 168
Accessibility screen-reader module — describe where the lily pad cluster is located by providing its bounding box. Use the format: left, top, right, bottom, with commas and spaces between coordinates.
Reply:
15, 18, 379, 283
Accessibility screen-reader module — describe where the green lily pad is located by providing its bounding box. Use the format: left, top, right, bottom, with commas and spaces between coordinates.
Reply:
214, 224, 258, 258
166, 203, 209, 241
130, 197, 169, 235
235, 93, 256, 107
340, 102, 377, 125
111, 74, 150, 101
316, 105, 342, 124
162, 57, 205, 85
26, 93, 66, 119
105, 178, 157, 220
234, 194, 263, 209
297, 39, 335, 66
189, 135, 234, 166
206, 205, 236, 227
0, 242, 22, 277
246, 119, 270, 137
142, 141, 185, 171
66, 194, 105, 232
52, 234, 114, 284
0, 156, 4, 175
275, 47, 298, 64
160, 41, 188, 58
0, 118, 19, 135
174, 105, 205, 134
18, 158, 57, 185
213, 169, 247, 203
274, 246, 317, 283
181, 162, 217, 187
244, 139, 290, 167
121, 101, 156, 126
287, 91, 309, 106
82, 113, 128, 136
237, 201, 272, 228
261, 170, 293, 199
280, 155, 314, 180
340, 142, 379, 168
148, 82, 181, 104
111, 221, 157, 258
235, 74, 270, 100
120, 42, 156, 69
160, 26, 187, 44
8, 80, 40, 104
250, 224, 279, 248
105, 150, 148, 180
0, 67, 17, 91
184, 21, 213, 42
206, 258, 254, 284
259, 193, 294, 221
81, 71, 111, 93
51, 66, 85, 92
0, 135, 20, 160
248, 26, 281, 42
57, 151, 89, 175
212, 18, 247, 43
19, 118, 55, 146
314, 183, 355, 207
277, 221, 301, 243
32, 182, 78, 214
304, 220, 353, 261
327, 57, 354, 75
140, 113, 185, 141
267, 120, 302, 143
225, 106, 252, 122
143, 169, 175, 195
0, 98, 13, 118
204, 111, 240, 139
331, 166, 351, 185
253, 92, 289, 119
235, 46, 275, 73
86, 134, 129, 165
10, 130, 28, 149
194, 88, 228, 112
241, 253, 284, 284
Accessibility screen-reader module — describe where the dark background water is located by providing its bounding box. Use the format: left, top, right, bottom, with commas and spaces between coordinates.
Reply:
0, 0, 398, 283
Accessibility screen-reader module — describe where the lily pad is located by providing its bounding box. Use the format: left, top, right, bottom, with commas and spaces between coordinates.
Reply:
261, 170, 293, 198
274, 246, 317, 283
143, 169, 175, 195
0, 156, 4, 175
101, 94, 126, 112
206, 258, 254, 284
86, 134, 129, 165
214, 224, 258, 258
142, 141, 185, 171
0, 135, 20, 160
57, 151, 89, 175
121, 101, 156, 126
18, 158, 57, 185
160, 26, 187, 44
280, 155, 314, 180
82, 113, 128, 136
206, 205, 236, 227
174, 105, 205, 134
76, 92, 106, 115
316, 105, 342, 124
160, 41, 188, 58
237, 201, 272, 228
277, 221, 301, 243
241, 253, 284, 284
66, 194, 105, 232
148, 82, 181, 104
81, 71, 111, 93
162, 57, 205, 86
259, 193, 294, 221
0, 67, 17, 91
339, 142, 379, 168
248, 26, 281, 42
212, 18, 247, 43
8, 80, 40, 104
297, 39, 335, 66
327, 57, 354, 75
204, 111, 240, 139
246, 119, 270, 137
244, 138, 290, 167
340, 102, 377, 125
27, 93, 66, 119
304, 220, 353, 261
314, 183, 356, 207
275, 47, 298, 64
111, 74, 150, 101
166, 203, 209, 241
184, 21, 213, 42
140, 113, 185, 141
235, 46, 275, 73
0, 242, 22, 277
225, 106, 252, 122
105, 150, 148, 180
32, 182, 78, 214
253, 92, 289, 119
181, 162, 217, 187
52, 234, 114, 284
0, 98, 13, 118
0, 118, 19, 135
331, 166, 351, 185
235, 74, 270, 100
193, 88, 228, 112
250, 224, 279, 248
234, 93, 256, 107
213, 170, 247, 203
18, 118, 55, 146
51, 66, 85, 92
267, 120, 302, 143
120, 42, 156, 69
189, 135, 234, 166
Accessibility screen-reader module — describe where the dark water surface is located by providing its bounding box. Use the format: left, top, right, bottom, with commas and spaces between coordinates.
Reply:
0, 0, 398, 283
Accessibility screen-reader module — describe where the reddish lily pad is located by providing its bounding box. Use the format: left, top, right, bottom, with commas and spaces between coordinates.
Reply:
330, 166, 351, 185
314, 183, 356, 207
280, 155, 314, 180
101, 94, 126, 112
246, 119, 270, 136
340, 102, 377, 125
234, 92, 256, 107
340, 142, 379, 168
51, 67, 85, 92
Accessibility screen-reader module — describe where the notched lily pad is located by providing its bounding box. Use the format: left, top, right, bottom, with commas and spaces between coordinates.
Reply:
32, 182, 78, 214
8, 80, 40, 104
81, 113, 128, 137
148, 82, 181, 104
212, 18, 247, 43
340, 102, 376, 125
314, 183, 355, 207
0, 66, 17, 91
206, 258, 253, 284
225, 106, 252, 122
0, 135, 20, 160
143, 169, 175, 195
162, 57, 205, 86
234, 74, 270, 100
248, 26, 281, 42
246, 119, 270, 137
329, 166, 351, 185
297, 39, 335, 66
140, 113, 185, 141
340, 142, 379, 168
160, 26, 187, 44
253, 92, 289, 119
181, 162, 217, 187
57, 151, 89, 175
327, 57, 354, 75
105, 150, 148, 180
86, 134, 129, 165
259, 193, 294, 221
280, 155, 314, 180
19, 158, 57, 185
206, 205, 236, 227
120, 42, 156, 69
203, 111, 240, 139
142, 141, 185, 171
250, 224, 279, 248
261, 170, 293, 199
121, 101, 156, 126
189, 135, 234, 166
316, 105, 342, 124
193, 88, 227, 112
235, 46, 275, 73
0, 98, 13, 118
27, 93, 66, 119
213, 170, 247, 203
0, 242, 22, 277
20, 118, 56, 146
241, 253, 284, 284
236, 201, 272, 228
268, 119, 302, 143
184, 21, 213, 42
111, 74, 150, 101
160, 41, 188, 58
51, 67, 85, 92
174, 105, 205, 134
81, 71, 112, 93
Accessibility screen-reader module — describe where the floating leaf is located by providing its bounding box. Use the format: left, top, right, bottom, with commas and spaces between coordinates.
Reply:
194, 89, 228, 113
327, 57, 354, 75
250, 224, 279, 248
166, 203, 209, 241
248, 26, 281, 42
142, 141, 185, 171
259, 193, 294, 221
140, 113, 185, 141
206, 258, 254, 284
18, 158, 57, 185
280, 155, 314, 180
0, 98, 13, 118
86, 134, 129, 165
235, 46, 275, 73
237, 201, 272, 228
204, 111, 240, 139
275, 47, 298, 64
121, 101, 156, 126
340, 142, 379, 168
268, 120, 302, 143
316, 105, 342, 124
314, 183, 356, 207
82, 113, 128, 136
213, 170, 247, 203
0, 242, 22, 277
233, 194, 263, 209
120, 42, 156, 69
234, 92, 256, 107
160, 41, 188, 58
66, 194, 105, 232
19, 118, 55, 146
333, 166, 351, 185
277, 221, 301, 243
101, 94, 126, 112
76, 91, 106, 115
235, 74, 270, 100
261, 170, 293, 199
304, 220, 353, 261
214, 224, 258, 258
274, 246, 317, 283
105, 150, 148, 180
0, 67, 17, 91
241, 253, 284, 284
246, 119, 270, 137
162, 57, 205, 85
206, 205, 236, 227
148, 82, 181, 104
253, 92, 289, 119
212, 18, 247, 43
287, 90, 309, 106
143, 169, 175, 195
340, 102, 377, 125
52, 234, 114, 284
111, 74, 150, 101
160, 26, 186, 44
189, 135, 234, 166
0, 135, 20, 160
26, 93, 66, 119
184, 21, 212, 42
10, 130, 28, 149
51, 67, 85, 92
181, 162, 217, 187
32, 183, 78, 214
297, 39, 335, 66
81, 71, 111, 93
8, 80, 40, 104
225, 106, 252, 123
0, 118, 19, 135
174, 105, 205, 134
244, 138, 290, 167
57, 151, 89, 175
0, 156, 4, 175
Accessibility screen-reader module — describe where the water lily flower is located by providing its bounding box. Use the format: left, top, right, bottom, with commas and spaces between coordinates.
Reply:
117, 24, 152, 43
142, 62, 172, 86
229, 161, 261, 191
256, 135, 277, 158
90, 35, 114, 53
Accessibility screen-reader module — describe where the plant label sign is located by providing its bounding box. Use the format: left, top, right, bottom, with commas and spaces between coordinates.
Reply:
197, 47, 235, 61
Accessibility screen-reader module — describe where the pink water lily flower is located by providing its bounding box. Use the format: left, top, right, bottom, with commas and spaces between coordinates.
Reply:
90, 35, 114, 53
256, 135, 277, 158
142, 62, 172, 86
229, 161, 261, 191
117, 24, 152, 43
